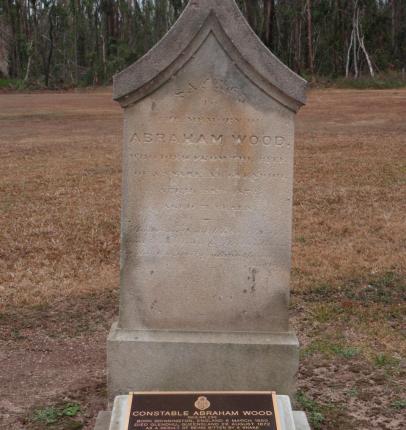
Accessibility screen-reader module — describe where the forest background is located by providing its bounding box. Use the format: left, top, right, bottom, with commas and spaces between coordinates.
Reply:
0, 0, 406, 89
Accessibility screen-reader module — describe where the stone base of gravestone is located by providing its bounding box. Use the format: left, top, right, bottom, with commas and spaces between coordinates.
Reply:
94, 395, 311, 430
107, 323, 299, 402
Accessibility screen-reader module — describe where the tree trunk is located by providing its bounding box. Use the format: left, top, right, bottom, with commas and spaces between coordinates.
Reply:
245, 0, 257, 31
355, 8, 374, 78
293, 11, 302, 74
390, 0, 397, 53
44, 7, 54, 87
24, 39, 33, 82
262, 0, 274, 49
170, 0, 183, 18
353, 2, 358, 78
346, 29, 353, 78
307, 0, 314, 77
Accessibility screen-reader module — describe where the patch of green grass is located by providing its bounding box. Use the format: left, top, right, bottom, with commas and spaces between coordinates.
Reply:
303, 282, 333, 301
32, 403, 82, 428
62, 404, 81, 417
296, 391, 325, 429
309, 72, 406, 89
11, 329, 26, 340
390, 399, 406, 410
299, 271, 406, 306
311, 303, 342, 323
343, 271, 405, 305
33, 406, 60, 425
345, 387, 359, 398
296, 390, 359, 429
374, 353, 400, 369
335, 346, 360, 359
302, 339, 360, 359
0, 78, 24, 89
370, 272, 405, 302
334, 75, 406, 89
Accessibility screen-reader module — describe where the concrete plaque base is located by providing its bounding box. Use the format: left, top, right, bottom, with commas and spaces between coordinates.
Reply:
94, 411, 113, 430
94, 395, 310, 430
107, 323, 299, 402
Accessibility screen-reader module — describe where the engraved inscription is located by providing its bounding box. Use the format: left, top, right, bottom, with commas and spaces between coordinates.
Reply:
175, 77, 247, 103
130, 132, 288, 147
125, 114, 292, 259
131, 169, 287, 179
158, 114, 260, 124
130, 153, 285, 164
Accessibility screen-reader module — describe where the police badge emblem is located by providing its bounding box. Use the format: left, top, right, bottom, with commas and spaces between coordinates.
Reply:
194, 396, 211, 411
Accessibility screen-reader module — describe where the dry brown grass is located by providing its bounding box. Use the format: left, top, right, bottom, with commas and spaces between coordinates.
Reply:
293, 89, 405, 291
0, 88, 405, 429
0, 90, 122, 310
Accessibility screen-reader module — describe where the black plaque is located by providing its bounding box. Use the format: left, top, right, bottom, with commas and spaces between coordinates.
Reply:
125, 391, 281, 430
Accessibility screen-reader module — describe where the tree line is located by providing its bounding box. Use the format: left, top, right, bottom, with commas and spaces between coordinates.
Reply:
0, 0, 405, 87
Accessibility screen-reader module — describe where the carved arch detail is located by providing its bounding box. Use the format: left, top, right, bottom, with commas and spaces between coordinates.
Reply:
113, 0, 307, 111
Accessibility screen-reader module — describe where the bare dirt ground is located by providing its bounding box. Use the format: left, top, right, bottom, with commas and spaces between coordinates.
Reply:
0, 88, 405, 429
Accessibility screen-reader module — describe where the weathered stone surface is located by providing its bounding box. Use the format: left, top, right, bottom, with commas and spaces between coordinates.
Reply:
118, 31, 297, 333
107, 323, 299, 402
105, 0, 307, 406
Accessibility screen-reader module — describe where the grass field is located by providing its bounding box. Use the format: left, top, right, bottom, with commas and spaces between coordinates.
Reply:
0, 88, 405, 429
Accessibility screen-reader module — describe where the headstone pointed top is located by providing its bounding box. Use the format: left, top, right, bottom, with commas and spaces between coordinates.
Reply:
114, 0, 307, 110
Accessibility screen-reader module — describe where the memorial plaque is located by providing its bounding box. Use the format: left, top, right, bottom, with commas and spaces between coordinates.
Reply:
125, 392, 281, 430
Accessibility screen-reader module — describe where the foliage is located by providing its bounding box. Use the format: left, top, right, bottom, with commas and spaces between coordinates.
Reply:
302, 339, 360, 359
32, 403, 81, 425
0, 0, 405, 87
334, 74, 406, 89
390, 399, 406, 410
374, 353, 400, 369
296, 391, 325, 429
62, 404, 81, 417
33, 406, 60, 425
0, 77, 23, 88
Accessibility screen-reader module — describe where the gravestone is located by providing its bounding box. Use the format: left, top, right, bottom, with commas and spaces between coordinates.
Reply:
99, 0, 307, 424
